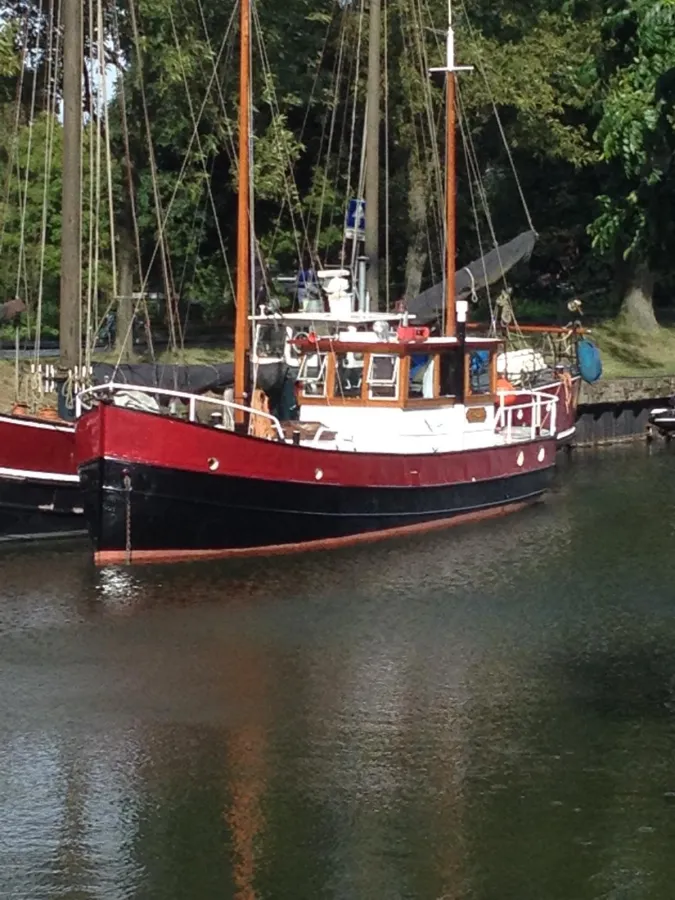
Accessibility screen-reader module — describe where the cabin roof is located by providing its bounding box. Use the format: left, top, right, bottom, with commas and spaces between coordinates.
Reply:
293, 335, 502, 354
250, 311, 414, 323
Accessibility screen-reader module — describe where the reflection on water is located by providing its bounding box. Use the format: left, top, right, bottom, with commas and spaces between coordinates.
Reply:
3, 446, 675, 898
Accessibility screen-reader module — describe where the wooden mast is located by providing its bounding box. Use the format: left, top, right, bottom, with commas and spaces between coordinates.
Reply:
431, 3, 471, 338
444, 73, 456, 338
59, 0, 82, 370
364, 0, 381, 311
234, 0, 251, 425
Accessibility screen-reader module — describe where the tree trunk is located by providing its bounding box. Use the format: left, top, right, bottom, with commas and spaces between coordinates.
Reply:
115, 227, 136, 361
404, 155, 428, 301
620, 261, 659, 332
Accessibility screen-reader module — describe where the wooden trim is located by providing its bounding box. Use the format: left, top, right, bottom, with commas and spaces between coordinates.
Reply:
465, 395, 496, 407
403, 397, 456, 409
463, 352, 471, 395
399, 355, 411, 407
299, 396, 405, 409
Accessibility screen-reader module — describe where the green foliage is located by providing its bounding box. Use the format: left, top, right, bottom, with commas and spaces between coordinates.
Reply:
4, 0, 675, 337
0, 114, 115, 334
588, 0, 675, 268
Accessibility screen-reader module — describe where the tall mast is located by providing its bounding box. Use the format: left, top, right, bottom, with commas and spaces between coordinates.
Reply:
234, 0, 251, 424
444, 74, 456, 337
59, 0, 82, 369
364, 0, 380, 311
431, 4, 471, 337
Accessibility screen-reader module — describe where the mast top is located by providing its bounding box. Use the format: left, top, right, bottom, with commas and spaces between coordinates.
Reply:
429, 16, 473, 77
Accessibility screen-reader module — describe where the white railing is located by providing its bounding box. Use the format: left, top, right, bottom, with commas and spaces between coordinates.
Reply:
76, 382, 285, 441
495, 390, 559, 443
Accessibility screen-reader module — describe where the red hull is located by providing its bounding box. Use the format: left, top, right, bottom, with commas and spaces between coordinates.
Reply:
76, 403, 553, 488
0, 412, 77, 476
0, 413, 82, 541
76, 403, 556, 565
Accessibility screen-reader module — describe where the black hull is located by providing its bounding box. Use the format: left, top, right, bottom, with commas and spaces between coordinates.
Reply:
79, 457, 555, 562
0, 477, 86, 542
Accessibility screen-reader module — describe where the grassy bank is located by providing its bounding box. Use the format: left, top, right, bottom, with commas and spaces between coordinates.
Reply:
591, 322, 675, 378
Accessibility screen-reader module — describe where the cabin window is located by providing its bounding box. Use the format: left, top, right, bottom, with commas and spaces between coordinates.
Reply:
333, 352, 363, 399
439, 351, 462, 397
298, 351, 328, 397
408, 354, 434, 399
467, 350, 492, 396
367, 354, 399, 400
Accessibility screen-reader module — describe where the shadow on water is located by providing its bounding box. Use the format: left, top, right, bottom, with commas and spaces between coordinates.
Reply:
3, 445, 675, 898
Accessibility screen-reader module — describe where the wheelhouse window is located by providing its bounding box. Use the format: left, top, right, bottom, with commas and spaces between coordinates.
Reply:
408, 354, 434, 399
467, 350, 492, 397
439, 350, 462, 397
367, 354, 399, 400
298, 351, 328, 397
333, 352, 363, 399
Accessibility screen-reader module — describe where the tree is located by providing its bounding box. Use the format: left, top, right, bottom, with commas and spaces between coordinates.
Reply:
588, 0, 675, 331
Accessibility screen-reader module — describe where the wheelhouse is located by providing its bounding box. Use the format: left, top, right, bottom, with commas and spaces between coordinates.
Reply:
293, 332, 500, 410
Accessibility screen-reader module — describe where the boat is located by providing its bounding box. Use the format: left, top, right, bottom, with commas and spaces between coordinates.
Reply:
0, 0, 85, 542
0, 405, 82, 542
648, 402, 675, 438
74, 0, 561, 566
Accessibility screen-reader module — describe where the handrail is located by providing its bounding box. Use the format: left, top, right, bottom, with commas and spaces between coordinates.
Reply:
496, 390, 559, 442
76, 382, 285, 441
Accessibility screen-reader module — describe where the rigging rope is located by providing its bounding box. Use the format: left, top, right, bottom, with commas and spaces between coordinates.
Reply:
339, 0, 365, 266
383, 0, 390, 310
456, 0, 536, 234
33, 0, 61, 384
128, 0, 178, 351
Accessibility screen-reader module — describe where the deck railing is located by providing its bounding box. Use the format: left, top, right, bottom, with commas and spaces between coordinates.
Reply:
76, 382, 286, 441
495, 390, 559, 443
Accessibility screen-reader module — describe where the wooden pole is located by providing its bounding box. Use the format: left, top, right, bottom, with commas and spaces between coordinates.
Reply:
59, 0, 82, 369
444, 74, 456, 338
364, 0, 381, 311
234, 0, 251, 424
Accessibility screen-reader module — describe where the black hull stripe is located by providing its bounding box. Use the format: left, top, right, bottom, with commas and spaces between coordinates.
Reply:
79, 457, 555, 557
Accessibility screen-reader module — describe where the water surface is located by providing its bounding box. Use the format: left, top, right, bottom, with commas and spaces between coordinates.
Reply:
2, 446, 675, 899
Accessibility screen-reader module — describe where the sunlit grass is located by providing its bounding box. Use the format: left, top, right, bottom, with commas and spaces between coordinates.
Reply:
591, 321, 675, 378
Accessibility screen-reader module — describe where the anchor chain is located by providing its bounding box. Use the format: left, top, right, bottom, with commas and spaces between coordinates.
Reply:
123, 471, 132, 564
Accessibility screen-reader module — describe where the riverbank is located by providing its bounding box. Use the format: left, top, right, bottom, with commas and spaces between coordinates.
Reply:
0, 347, 234, 411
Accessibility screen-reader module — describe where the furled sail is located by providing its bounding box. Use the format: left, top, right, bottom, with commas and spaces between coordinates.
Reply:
407, 230, 537, 324
91, 362, 234, 394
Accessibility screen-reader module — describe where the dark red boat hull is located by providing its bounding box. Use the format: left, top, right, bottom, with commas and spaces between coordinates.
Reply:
76, 403, 557, 565
0, 413, 85, 541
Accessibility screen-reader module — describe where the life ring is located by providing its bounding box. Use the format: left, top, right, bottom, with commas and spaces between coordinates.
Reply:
496, 376, 517, 406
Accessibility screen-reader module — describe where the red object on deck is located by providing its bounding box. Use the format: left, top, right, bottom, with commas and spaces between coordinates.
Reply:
397, 325, 430, 342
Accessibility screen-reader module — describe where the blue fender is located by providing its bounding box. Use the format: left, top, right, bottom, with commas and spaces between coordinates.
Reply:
577, 338, 602, 384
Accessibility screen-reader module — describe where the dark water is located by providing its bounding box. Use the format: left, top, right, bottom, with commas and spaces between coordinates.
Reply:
3, 446, 675, 900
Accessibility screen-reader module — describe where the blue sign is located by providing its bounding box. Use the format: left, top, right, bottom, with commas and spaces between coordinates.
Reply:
345, 198, 365, 237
